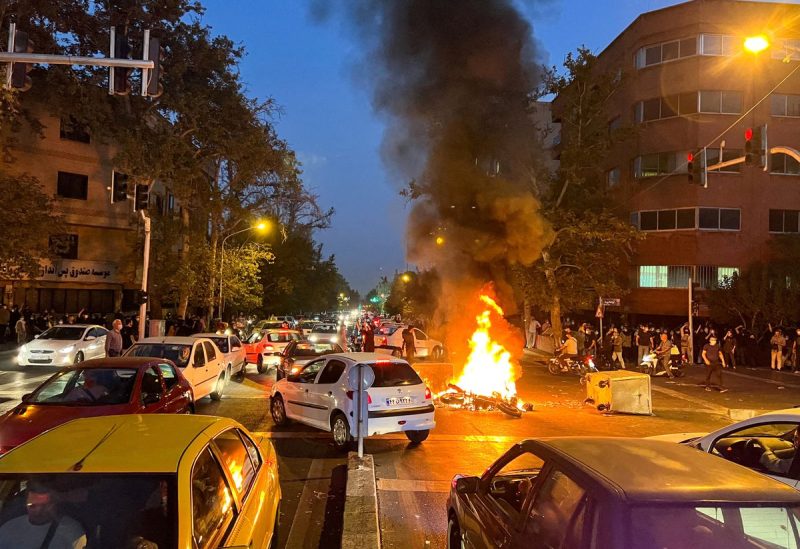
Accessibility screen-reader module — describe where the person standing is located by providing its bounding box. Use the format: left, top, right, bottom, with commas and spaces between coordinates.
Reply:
105, 319, 123, 357
610, 328, 625, 369
702, 335, 728, 392
621, 326, 633, 363
792, 329, 800, 374
361, 321, 375, 352
722, 330, 737, 370
14, 316, 26, 346
527, 317, 541, 350
0, 305, 9, 344
636, 325, 650, 367
121, 318, 137, 350
401, 325, 415, 360
576, 324, 586, 357
771, 328, 787, 371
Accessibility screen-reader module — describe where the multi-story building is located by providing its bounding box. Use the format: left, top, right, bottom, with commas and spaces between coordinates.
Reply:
1, 109, 149, 314
561, 0, 800, 318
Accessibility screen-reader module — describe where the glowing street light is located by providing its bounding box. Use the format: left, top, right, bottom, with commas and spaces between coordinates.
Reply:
401, 273, 411, 283
744, 35, 770, 54
435, 236, 445, 246
219, 220, 271, 318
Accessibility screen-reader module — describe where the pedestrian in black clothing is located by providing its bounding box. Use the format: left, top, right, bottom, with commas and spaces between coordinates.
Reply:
722, 330, 736, 370
121, 318, 137, 349
702, 336, 728, 392
361, 321, 375, 352
8, 306, 20, 342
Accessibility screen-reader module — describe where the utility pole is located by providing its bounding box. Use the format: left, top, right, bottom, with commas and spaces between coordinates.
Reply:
688, 276, 694, 363
138, 211, 151, 341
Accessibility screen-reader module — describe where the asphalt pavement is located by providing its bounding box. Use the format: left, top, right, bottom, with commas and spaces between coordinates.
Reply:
0, 347, 798, 547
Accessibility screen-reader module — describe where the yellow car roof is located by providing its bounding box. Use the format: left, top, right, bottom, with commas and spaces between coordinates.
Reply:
0, 414, 237, 474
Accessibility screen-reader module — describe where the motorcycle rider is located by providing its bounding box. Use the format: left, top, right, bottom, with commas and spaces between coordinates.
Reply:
654, 332, 675, 379
556, 328, 579, 371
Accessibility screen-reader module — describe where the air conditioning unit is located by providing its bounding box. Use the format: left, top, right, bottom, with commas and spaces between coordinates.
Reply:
585, 370, 652, 415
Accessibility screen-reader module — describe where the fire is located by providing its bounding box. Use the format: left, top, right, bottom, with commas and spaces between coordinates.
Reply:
450, 294, 518, 401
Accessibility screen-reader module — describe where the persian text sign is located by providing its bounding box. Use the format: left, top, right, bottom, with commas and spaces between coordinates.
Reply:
38, 260, 118, 283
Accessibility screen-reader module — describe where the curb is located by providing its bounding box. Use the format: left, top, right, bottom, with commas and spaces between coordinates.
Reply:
341, 452, 381, 549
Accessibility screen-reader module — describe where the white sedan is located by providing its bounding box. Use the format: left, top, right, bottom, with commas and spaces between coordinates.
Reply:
192, 333, 246, 379
17, 324, 108, 366
269, 352, 435, 451
652, 407, 800, 489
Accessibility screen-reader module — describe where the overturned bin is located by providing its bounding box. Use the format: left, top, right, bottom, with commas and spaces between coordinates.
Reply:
584, 370, 652, 415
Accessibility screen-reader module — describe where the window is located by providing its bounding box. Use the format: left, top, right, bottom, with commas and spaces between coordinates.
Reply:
370, 361, 423, 387
317, 359, 346, 384
658, 210, 676, 230
772, 38, 800, 62
769, 210, 800, 233
527, 469, 589, 547
240, 431, 262, 471
607, 167, 620, 188
194, 344, 206, 367
48, 234, 78, 259
204, 342, 217, 362
677, 208, 696, 229
696, 266, 739, 289
699, 90, 742, 114
159, 363, 179, 389
701, 34, 739, 56
57, 171, 88, 200
639, 266, 668, 288
191, 448, 235, 549
634, 94, 695, 123
487, 451, 545, 520
59, 116, 90, 143
634, 152, 687, 178
141, 367, 163, 402
771, 153, 800, 175
213, 429, 258, 498
633, 208, 696, 231
698, 208, 740, 230
771, 94, 800, 117
635, 36, 697, 68
295, 360, 324, 383
706, 148, 743, 173
639, 211, 657, 231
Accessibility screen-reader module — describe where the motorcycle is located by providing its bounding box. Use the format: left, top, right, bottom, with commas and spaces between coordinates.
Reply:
548, 354, 598, 377
639, 352, 687, 377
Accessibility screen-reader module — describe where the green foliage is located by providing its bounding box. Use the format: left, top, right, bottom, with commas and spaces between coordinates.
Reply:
385, 270, 440, 325
222, 242, 275, 314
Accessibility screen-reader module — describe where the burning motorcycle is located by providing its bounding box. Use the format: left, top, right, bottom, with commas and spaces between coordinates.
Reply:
639, 351, 687, 377
547, 354, 598, 377
438, 384, 532, 418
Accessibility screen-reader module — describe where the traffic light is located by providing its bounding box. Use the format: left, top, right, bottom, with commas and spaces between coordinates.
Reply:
745, 128, 754, 166
111, 172, 129, 204
145, 36, 164, 98
134, 290, 148, 305
688, 149, 706, 186
745, 126, 768, 168
134, 184, 149, 212
687, 152, 694, 182
110, 26, 131, 95
10, 30, 33, 91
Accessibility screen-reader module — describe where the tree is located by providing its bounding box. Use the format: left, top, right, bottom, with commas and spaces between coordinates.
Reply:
513, 48, 641, 340
221, 242, 275, 314
385, 270, 440, 325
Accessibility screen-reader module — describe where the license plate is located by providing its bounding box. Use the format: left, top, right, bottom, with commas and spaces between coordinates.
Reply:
29, 359, 51, 364
386, 397, 413, 406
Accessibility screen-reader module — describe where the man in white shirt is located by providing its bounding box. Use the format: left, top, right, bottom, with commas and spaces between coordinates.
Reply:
0, 482, 86, 549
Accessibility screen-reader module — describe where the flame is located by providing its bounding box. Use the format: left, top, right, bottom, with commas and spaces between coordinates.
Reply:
450, 293, 519, 401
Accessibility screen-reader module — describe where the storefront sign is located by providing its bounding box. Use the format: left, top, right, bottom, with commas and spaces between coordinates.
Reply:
37, 260, 118, 283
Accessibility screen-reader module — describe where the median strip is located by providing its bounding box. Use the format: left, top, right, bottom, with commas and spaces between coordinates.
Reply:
342, 452, 381, 549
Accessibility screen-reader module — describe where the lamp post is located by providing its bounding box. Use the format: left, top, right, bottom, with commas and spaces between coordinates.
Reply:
219, 221, 269, 320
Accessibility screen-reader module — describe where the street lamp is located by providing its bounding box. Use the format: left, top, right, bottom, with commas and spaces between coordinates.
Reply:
219, 221, 270, 319
401, 273, 411, 283
744, 35, 770, 54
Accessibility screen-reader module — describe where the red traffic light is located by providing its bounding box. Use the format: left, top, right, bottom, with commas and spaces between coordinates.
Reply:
745, 128, 753, 141
687, 152, 694, 162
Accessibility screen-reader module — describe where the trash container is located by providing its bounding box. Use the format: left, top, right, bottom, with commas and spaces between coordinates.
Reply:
585, 370, 652, 415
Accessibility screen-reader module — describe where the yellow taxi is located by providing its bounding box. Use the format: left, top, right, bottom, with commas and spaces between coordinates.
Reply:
0, 414, 280, 548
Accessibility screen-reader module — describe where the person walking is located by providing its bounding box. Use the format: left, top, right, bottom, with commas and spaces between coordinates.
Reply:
105, 319, 123, 357
770, 327, 787, 371
722, 330, 737, 370
14, 316, 26, 346
610, 328, 625, 369
702, 335, 728, 392
0, 305, 8, 344
636, 325, 650, 367
792, 328, 800, 374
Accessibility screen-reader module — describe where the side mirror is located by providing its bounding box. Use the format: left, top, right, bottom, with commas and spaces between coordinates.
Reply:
84, 335, 96, 341
143, 392, 162, 405
455, 476, 479, 495
21, 393, 32, 402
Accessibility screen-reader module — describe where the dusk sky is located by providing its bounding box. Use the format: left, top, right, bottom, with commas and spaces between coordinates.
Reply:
201, 0, 796, 293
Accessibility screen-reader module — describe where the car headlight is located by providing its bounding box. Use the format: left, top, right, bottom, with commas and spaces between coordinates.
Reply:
59, 345, 75, 354
331, 336, 338, 343
17, 344, 27, 354
309, 335, 318, 342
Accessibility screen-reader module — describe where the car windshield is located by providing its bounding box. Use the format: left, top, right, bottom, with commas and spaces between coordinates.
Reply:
29, 368, 138, 405
291, 343, 339, 357
0, 474, 177, 549
630, 504, 800, 548
247, 331, 263, 344
209, 337, 229, 353
312, 324, 337, 334
37, 327, 85, 341
366, 361, 423, 387
267, 333, 297, 343
126, 344, 192, 368
379, 325, 400, 335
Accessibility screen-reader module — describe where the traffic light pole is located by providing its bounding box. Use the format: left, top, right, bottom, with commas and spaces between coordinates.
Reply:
138, 211, 151, 342
688, 276, 694, 364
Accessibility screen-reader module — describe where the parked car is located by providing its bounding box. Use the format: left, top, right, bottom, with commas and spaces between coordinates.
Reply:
270, 352, 435, 451
447, 437, 800, 549
17, 324, 108, 366
374, 324, 445, 360
651, 407, 800, 489
278, 341, 344, 380
243, 329, 303, 373
124, 336, 228, 401
192, 332, 246, 379
0, 357, 193, 455
308, 323, 340, 345
0, 414, 280, 548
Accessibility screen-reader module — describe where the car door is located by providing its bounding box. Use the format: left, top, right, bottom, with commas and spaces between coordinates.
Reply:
158, 362, 190, 413
284, 359, 325, 420
463, 448, 547, 548
83, 327, 104, 359
191, 343, 212, 399
204, 341, 223, 378
139, 365, 167, 413
230, 336, 245, 373
305, 359, 348, 428
190, 446, 238, 549
414, 329, 430, 357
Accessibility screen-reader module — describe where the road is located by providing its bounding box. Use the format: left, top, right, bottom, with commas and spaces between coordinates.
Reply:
1, 348, 799, 547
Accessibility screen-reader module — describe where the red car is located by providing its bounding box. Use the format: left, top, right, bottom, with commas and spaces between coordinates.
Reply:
0, 357, 194, 455
243, 329, 303, 373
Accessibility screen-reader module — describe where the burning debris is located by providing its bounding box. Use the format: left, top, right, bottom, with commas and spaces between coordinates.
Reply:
436, 291, 532, 418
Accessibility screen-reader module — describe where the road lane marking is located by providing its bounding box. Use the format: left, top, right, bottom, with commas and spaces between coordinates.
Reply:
284, 458, 328, 549
252, 431, 524, 443
376, 478, 450, 493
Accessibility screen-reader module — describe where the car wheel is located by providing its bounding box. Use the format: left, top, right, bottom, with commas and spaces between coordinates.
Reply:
236, 362, 246, 380
209, 373, 226, 401
331, 412, 352, 452
74, 351, 84, 365
447, 516, 464, 549
405, 429, 430, 444
257, 355, 265, 374
185, 403, 195, 414
271, 394, 289, 426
